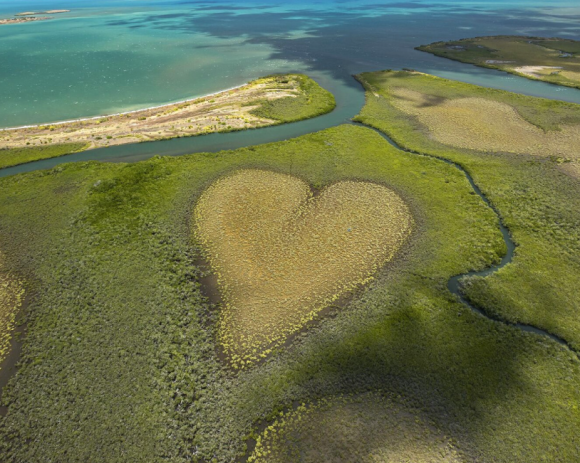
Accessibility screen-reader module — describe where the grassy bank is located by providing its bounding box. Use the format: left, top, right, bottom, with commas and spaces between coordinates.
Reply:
0, 125, 578, 462
0, 143, 89, 170
0, 74, 335, 169
354, 70, 580, 351
249, 74, 336, 122
417, 36, 580, 89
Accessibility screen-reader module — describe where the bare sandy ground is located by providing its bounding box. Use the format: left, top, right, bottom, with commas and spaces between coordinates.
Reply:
0, 76, 302, 151
513, 65, 563, 78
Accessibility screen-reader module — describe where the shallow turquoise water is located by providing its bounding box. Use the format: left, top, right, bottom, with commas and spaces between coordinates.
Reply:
1, 0, 580, 128
1, 0, 580, 176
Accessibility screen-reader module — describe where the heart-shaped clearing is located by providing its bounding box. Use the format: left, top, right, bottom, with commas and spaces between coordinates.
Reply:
194, 170, 413, 368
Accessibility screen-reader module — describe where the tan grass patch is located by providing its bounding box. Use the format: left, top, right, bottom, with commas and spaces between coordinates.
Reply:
560, 70, 580, 83
559, 161, 580, 179
390, 87, 580, 166
0, 253, 24, 366
194, 170, 413, 367
249, 393, 463, 463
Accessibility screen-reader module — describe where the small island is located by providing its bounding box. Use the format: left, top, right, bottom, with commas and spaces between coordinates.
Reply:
0, 16, 52, 25
417, 36, 580, 89
16, 9, 70, 16
1, 9, 70, 26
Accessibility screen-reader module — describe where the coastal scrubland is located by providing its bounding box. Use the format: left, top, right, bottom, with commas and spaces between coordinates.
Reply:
195, 170, 412, 368
355, 69, 580, 351
0, 125, 578, 462
249, 393, 462, 463
0, 74, 335, 169
417, 36, 580, 89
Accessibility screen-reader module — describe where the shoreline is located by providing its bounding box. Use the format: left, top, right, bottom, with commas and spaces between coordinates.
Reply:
0, 74, 336, 160
0, 83, 249, 132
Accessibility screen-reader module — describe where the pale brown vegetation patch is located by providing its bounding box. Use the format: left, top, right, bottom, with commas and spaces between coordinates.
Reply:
194, 170, 413, 367
0, 253, 24, 367
390, 87, 580, 167
560, 70, 580, 83
249, 393, 464, 463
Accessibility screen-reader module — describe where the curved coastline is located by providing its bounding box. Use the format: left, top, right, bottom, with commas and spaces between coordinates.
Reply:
0, 83, 248, 132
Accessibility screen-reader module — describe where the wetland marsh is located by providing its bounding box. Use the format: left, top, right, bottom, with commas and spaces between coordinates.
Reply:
1, 1, 580, 462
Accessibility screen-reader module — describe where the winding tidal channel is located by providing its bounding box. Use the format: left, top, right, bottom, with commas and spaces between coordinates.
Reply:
351, 121, 578, 360
0, 75, 578, 362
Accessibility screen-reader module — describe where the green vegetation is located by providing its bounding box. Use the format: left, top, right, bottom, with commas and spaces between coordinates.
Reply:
355, 70, 580, 351
250, 393, 462, 462
249, 74, 336, 122
535, 39, 580, 54
0, 143, 88, 169
417, 36, 580, 89
194, 170, 412, 368
0, 125, 578, 462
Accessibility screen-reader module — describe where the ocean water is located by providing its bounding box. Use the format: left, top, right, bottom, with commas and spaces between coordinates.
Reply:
1, 0, 580, 130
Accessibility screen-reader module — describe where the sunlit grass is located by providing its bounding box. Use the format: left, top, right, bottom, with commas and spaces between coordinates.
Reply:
389, 87, 580, 162
1, 124, 577, 462
0, 74, 335, 169
0, 143, 88, 169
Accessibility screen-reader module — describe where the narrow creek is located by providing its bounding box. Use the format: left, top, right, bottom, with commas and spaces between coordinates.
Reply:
350, 121, 577, 358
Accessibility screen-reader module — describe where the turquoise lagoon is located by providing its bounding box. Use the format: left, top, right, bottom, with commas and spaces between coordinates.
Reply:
1, 0, 580, 173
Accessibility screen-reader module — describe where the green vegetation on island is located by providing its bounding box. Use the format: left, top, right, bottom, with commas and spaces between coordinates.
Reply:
417, 36, 580, 89
248, 74, 336, 122
0, 124, 578, 462
355, 69, 580, 351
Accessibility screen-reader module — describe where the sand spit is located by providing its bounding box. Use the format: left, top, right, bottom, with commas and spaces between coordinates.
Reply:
0, 76, 303, 151
16, 9, 70, 16
0, 16, 52, 25
1, 9, 69, 25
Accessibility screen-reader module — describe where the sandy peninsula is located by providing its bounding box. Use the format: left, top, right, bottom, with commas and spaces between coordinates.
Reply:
0, 75, 316, 151
16, 9, 70, 16
0, 16, 52, 25
1, 9, 70, 25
